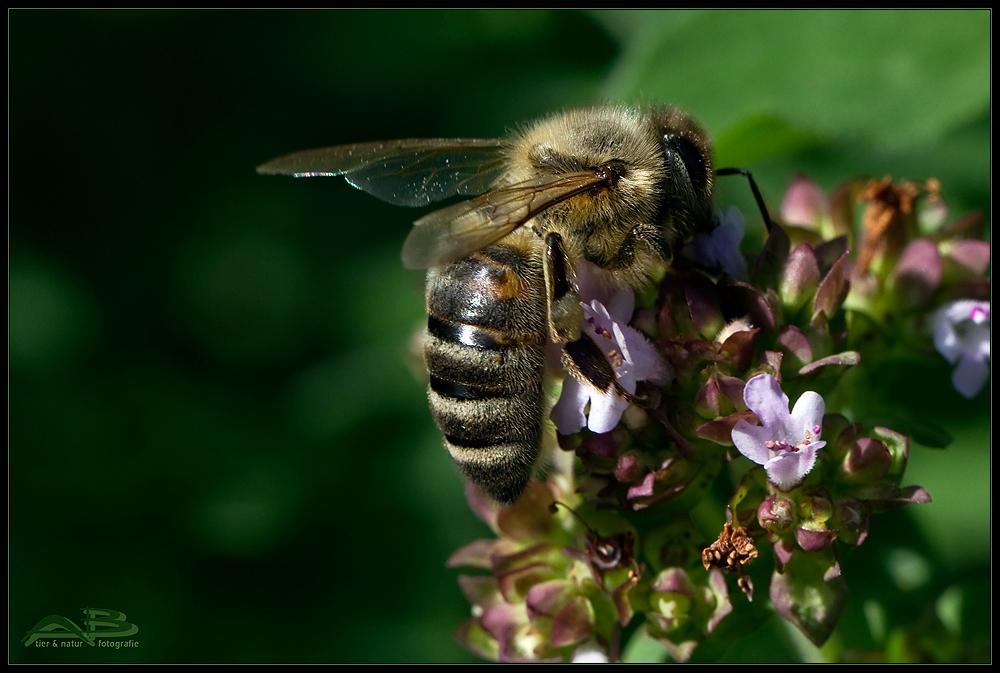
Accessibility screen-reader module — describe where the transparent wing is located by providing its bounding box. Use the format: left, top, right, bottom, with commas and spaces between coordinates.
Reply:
402, 171, 610, 269
256, 138, 508, 207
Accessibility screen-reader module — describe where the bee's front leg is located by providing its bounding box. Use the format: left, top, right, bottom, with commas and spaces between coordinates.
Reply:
544, 231, 585, 343
587, 221, 670, 271
544, 232, 634, 402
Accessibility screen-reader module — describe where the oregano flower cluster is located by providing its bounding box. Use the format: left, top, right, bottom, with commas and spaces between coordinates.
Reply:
449, 175, 987, 662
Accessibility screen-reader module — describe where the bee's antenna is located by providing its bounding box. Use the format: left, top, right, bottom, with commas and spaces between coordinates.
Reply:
716, 167, 776, 233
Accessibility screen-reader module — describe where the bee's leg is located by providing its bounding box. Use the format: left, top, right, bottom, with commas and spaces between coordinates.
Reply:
561, 333, 638, 402
544, 232, 635, 401
544, 232, 584, 343
586, 222, 670, 270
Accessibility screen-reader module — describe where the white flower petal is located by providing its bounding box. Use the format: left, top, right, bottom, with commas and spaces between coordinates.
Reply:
551, 376, 589, 434
587, 390, 629, 434
743, 374, 791, 430
616, 322, 668, 385
732, 419, 773, 465
604, 286, 635, 324
952, 353, 989, 399
765, 448, 815, 491
790, 391, 825, 439
971, 323, 991, 359
572, 641, 610, 663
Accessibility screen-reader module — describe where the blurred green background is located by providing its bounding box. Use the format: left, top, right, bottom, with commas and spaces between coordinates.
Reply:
10, 10, 989, 662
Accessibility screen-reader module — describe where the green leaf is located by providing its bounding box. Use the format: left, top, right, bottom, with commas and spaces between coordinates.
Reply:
597, 10, 989, 148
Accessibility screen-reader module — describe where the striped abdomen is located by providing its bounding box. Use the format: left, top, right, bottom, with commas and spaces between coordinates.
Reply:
424, 242, 547, 505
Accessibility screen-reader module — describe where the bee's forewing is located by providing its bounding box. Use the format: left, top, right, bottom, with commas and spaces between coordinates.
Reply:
401, 171, 608, 269
257, 138, 508, 207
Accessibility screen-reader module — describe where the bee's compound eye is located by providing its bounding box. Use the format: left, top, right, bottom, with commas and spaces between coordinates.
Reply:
665, 134, 709, 194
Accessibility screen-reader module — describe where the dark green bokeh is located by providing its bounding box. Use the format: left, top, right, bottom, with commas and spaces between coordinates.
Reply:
10, 10, 989, 662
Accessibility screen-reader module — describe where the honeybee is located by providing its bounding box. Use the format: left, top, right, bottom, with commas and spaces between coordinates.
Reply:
258, 106, 716, 505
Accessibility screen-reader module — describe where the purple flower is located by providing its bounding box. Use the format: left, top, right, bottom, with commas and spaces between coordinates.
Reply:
732, 375, 826, 490
931, 300, 990, 399
690, 206, 748, 281
781, 174, 830, 231
551, 262, 668, 435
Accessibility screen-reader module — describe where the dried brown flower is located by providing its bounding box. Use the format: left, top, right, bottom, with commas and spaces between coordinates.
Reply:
702, 523, 758, 598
